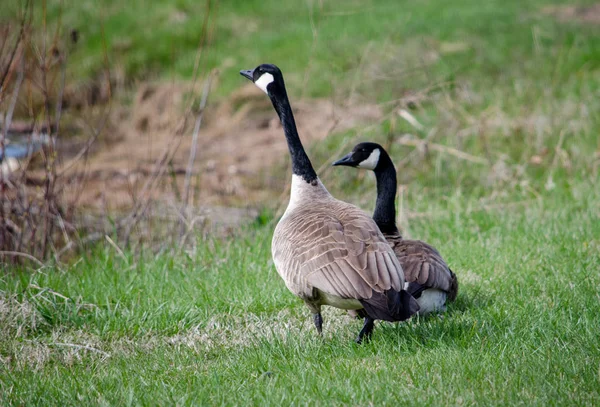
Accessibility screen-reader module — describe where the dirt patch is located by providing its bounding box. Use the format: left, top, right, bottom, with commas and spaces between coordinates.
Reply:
61, 82, 383, 212
542, 3, 600, 24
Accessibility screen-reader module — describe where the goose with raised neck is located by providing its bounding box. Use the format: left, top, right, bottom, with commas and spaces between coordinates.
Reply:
333, 142, 459, 314
241, 65, 419, 342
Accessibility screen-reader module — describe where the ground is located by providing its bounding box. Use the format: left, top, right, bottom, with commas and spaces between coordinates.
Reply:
64, 82, 383, 210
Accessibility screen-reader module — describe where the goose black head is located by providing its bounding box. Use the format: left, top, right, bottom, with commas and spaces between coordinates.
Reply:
332, 142, 387, 171
240, 64, 285, 96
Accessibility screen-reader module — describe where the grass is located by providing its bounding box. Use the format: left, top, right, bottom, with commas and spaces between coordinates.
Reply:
3, 0, 600, 99
2, 0, 600, 405
1, 184, 599, 405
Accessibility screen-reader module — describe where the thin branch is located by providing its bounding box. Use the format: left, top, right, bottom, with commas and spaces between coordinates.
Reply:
180, 73, 213, 237
120, 0, 218, 246
57, 117, 105, 177
0, 251, 44, 267
189, 0, 213, 93
53, 38, 68, 141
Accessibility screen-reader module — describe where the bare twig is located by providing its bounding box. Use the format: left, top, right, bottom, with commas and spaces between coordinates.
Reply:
53, 38, 68, 142
121, 1, 218, 247
189, 0, 213, 93
57, 117, 106, 177
180, 73, 214, 238
1, 57, 24, 140
0, 251, 44, 267
120, 128, 187, 245
178, 215, 208, 254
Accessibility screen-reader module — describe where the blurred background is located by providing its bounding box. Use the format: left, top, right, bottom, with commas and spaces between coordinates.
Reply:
0, 0, 599, 260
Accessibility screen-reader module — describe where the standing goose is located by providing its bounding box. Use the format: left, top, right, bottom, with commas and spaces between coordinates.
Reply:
333, 142, 458, 314
240, 64, 419, 343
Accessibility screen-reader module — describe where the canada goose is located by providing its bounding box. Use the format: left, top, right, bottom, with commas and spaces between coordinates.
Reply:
333, 142, 458, 314
240, 64, 419, 343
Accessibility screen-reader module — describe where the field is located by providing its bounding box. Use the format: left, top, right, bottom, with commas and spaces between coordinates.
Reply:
1, 0, 600, 405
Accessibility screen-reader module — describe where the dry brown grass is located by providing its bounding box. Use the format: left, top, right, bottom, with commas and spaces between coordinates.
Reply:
0, 292, 362, 371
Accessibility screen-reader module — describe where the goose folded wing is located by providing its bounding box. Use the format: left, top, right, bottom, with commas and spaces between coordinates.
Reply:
292, 214, 404, 300
395, 240, 454, 293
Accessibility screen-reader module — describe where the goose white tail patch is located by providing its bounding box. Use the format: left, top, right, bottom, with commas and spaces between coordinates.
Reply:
254, 73, 274, 94
416, 289, 447, 315
357, 148, 380, 170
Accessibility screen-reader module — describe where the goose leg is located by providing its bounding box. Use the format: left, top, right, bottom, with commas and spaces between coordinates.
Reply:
355, 316, 375, 344
313, 312, 323, 335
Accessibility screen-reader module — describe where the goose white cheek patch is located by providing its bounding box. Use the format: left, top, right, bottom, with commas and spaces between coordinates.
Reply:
358, 148, 380, 170
254, 73, 274, 94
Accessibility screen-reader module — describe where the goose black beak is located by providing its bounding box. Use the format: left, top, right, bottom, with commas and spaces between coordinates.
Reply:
240, 69, 254, 81
332, 152, 357, 167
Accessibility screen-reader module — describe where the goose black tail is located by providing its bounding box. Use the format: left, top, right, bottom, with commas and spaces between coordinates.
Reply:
406, 282, 427, 299
359, 289, 420, 322
448, 268, 459, 302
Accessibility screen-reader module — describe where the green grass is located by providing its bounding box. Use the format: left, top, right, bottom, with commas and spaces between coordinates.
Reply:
3, 0, 600, 99
2, 0, 600, 405
1, 184, 599, 405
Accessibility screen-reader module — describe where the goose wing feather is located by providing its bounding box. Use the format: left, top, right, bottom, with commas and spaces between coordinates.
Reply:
387, 236, 458, 299
273, 203, 405, 301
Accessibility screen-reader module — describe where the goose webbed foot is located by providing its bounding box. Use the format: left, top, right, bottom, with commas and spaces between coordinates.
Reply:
355, 316, 375, 344
313, 312, 323, 335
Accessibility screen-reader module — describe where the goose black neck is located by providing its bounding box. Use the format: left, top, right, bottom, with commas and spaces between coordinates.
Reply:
373, 156, 399, 235
269, 89, 317, 184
